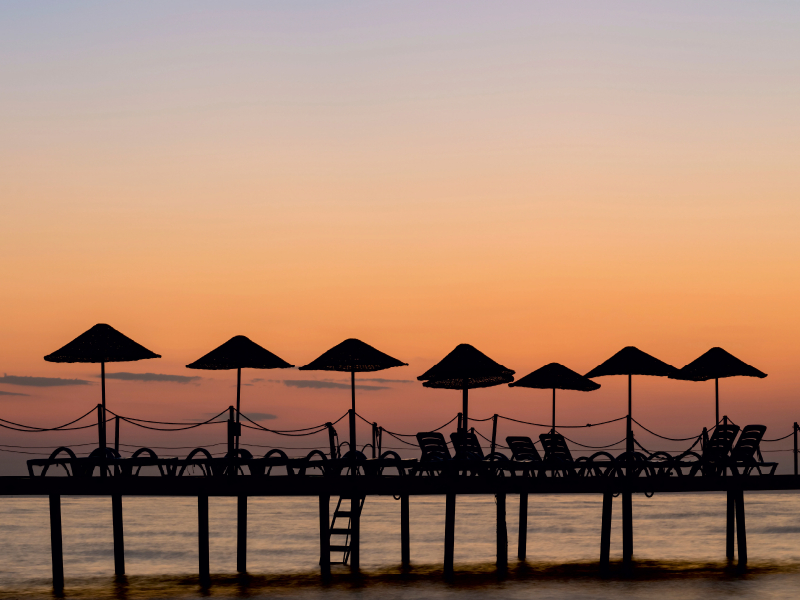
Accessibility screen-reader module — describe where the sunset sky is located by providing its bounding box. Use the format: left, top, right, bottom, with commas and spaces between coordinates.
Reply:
1, 2, 798, 473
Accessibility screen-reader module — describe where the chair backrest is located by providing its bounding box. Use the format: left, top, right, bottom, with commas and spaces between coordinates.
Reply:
450, 431, 485, 460
539, 432, 573, 462
706, 424, 740, 459
416, 432, 451, 461
506, 436, 542, 462
730, 425, 767, 462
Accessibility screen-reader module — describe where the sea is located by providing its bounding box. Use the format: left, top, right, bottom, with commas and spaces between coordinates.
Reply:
1, 491, 799, 599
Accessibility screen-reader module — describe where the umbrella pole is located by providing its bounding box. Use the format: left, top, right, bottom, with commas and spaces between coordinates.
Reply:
236, 367, 241, 451
715, 378, 719, 424
462, 383, 468, 433
100, 362, 106, 451
350, 371, 356, 455
552, 388, 556, 432
627, 374, 632, 454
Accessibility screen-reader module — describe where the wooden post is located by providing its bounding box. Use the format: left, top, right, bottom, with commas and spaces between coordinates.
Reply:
198, 495, 210, 584
112, 494, 125, 575
600, 492, 613, 573
327, 422, 336, 459
49, 495, 64, 591
319, 495, 330, 579
227, 406, 235, 458
401, 494, 410, 567
444, 492, 456, 579
518, 492, 528, 560
100, 362, 106, 450
622, 491, 632, 567
350, 496, 360, 573
235, 367, 241, 451
496, 493, 507, 569
114, 416, 120, 455
726, 490, 735, 559
97, 404, 106, 478
735, 490, 747, 567
237, 495, 247, 573
491, 414, 498, 456
461, 384, 468, 433
457, 412, 462, 432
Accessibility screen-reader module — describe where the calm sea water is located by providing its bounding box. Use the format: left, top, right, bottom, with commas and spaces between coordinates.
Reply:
1, 492, 799, 599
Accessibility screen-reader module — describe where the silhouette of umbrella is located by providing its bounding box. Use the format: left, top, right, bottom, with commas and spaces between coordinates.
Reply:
510, 363, 600, 431
299, 339, 407, 456
186, 335, 293, 449
585, 346, 678, 453
44, 323, 161, 448
418, 344, 515, 433
670, 347, 767, 424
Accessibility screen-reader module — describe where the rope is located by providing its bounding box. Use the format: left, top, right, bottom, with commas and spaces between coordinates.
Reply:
498, 415, 626, 428
763, 431, 795, 442
106, 408, 228, 426
240, 422, 329, 436
473, 429, 509, 449
561, 435, 627, 450
380, 415, 458, 437
239, 410, 344, 433
632, 418, 705, 442
0, 406, 98, 431
467, 416, 494, 422
0, 421, 99, 433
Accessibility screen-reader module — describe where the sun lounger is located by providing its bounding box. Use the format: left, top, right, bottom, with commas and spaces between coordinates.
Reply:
415, 431, 453, 475
449, 431, 510, 475
506, 436, 545, 477
539, 432, 615, 477
726, 425, 778, 476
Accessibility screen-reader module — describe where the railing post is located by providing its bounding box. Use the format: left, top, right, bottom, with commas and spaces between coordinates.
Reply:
97, 403, 106, 451
457, 412, 462, 432
326, 422, 336, 459
377, 427, 383, 458
794, 422, 798, 476
491, 414, 498, 456
227, 406, 236, 457
372, 422, 377, 459
114, 416, 120, 455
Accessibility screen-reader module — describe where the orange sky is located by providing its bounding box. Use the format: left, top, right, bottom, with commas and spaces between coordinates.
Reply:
0, 3, 798, 473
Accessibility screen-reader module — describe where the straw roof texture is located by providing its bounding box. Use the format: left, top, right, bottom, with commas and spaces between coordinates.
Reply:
186, 335, 293, 370
418, 343, 515, 389
44, 324, 160, 364
671, 347, 767, 381
510, 362, 600, 391
585, 346, 677, 379
299, 338, 407, 373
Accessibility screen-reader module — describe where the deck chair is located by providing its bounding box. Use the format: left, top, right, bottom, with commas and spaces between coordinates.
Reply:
727, 425, 778, 476
506, 436, 545, 477
449, 431, 510, 476
700, 423, 740, 476
539, 432, 615, 477
415, 431, 452, 475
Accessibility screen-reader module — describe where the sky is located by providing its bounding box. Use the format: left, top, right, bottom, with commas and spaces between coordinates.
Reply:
0, 2, 798, 473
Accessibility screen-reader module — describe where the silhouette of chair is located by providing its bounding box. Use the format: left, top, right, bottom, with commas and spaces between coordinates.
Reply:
506, 436, 545, 477
539, 432, 615, 477
415, 431, 452, 475
449, 431, 510, 476
726, 425, 777, 475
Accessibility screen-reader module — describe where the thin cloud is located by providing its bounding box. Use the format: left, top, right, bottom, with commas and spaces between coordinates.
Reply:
282, 380, 389, 391
102, 372, 201, 384
242, 412, 277, 421
0, 390, 29, 397
359, 378, 413, 384
0, 374, 92, 387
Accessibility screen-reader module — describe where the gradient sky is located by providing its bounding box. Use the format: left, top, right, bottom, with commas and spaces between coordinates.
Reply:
1, 2, 798, 473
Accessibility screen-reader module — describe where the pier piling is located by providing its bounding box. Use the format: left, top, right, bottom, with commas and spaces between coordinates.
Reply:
726, 491, 735, 559
622, 491, 633, 566
518, 492, 528, 560
400, 494, 410, 567
198, 495, 210, 584
112, 494, 125, 575
350, 496, 360, 572
444, 492, 456, 579
496, 493, 507, 569
319, 494, 330, 579
735, 491, 747, 567
49, 494, 64, 591
237, 496, 247, 573
600, 492, 612, 572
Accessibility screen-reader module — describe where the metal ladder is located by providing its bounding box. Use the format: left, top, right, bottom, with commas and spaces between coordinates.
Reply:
328, 495, 365, 565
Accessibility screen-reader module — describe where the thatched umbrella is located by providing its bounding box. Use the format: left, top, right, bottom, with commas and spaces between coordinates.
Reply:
44, 323, 161, 449
585, 346, 678, 453
670, 347, 767, 424
509, 363, 600, 431
418, 344, 515, 433
299, 338, 407, 456
186, 335, 293, 449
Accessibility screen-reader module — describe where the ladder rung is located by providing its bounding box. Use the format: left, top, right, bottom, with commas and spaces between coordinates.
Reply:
335, 510, 352, 517
330, 528, 351, 535
331, 560, 346, 565
330, 545, 350, 552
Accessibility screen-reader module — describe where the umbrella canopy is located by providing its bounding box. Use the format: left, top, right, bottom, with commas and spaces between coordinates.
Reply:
418, 344, 515, 432
670, 347, 767, 424
44, 323, 160, 450
510, 362, 600, 430
585, 346, 678, 453
186, 335, 293, 450
299, 339, 407, 457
